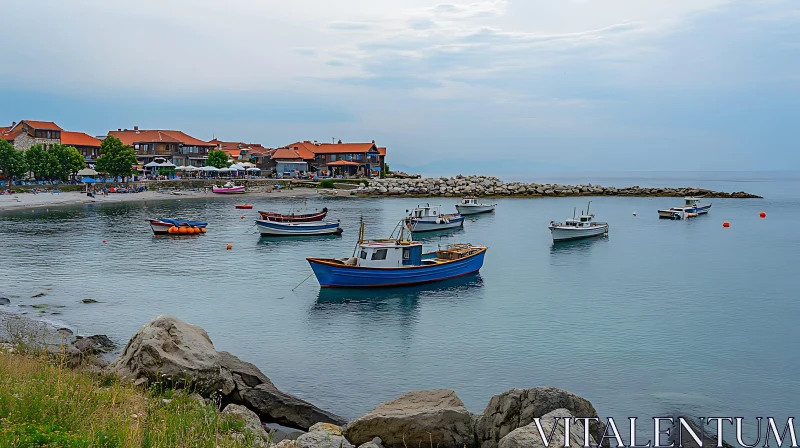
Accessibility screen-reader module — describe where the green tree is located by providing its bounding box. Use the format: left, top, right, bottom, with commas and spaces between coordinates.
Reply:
24, 144, 56, 180
0, 140, 28, 186
96, 136, 137, 183
49, 144, 85, 181
206, 149, 231, 169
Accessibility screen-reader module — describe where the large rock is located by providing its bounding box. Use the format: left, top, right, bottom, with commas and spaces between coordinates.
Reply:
475, 387, 603, 448
241, 383, 347, 431
296, 422, 354, 448
345, 389, 473, 448
108, 315, 234, 395
223, 403, 271, 441
498, 408, 595, 448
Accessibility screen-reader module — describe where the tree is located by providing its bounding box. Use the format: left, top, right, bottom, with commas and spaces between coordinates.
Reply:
96, 136, 137, 182
0, 140, 28, 186
24, 144, 56, 180
206, 149, 231, 169
50, 144, 85, 181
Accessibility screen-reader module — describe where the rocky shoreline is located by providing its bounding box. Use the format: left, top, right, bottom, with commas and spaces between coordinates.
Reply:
0, 311, 729, 448
356, 175, 762, 198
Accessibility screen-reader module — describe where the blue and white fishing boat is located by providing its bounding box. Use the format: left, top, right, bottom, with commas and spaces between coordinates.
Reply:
658, 197, 713, 219
255, 219, 342, 236
306, 220, 487, 288
404, 204, 464, 232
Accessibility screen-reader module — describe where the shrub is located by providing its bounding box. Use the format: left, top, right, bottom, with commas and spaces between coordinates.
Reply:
319, 179, 336, 188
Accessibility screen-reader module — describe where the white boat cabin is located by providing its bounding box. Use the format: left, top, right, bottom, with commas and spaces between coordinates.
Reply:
408, 204, 444, 218
356, 241, 424, 267
554, 215, 596, 228
460, 197, 479, 206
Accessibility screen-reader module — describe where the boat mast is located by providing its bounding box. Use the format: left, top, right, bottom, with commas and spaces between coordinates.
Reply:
352, 216, 365, 257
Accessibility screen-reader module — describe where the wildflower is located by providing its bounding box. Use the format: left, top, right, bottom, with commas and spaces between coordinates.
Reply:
131, 414, 139, 419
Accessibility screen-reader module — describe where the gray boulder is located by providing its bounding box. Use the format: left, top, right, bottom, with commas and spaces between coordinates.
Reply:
108, 315, 234, 395
241, 383, 347, 431
475, 387, 603, 448
498, 408, 595, 448
345, 389, 473, 448
73, 334, 116, 354
222, 403, 271, 441
297, 422, 353, 448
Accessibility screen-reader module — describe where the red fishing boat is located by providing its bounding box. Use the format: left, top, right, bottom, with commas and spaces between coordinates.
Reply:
235, 204, 253, 209
258, 207, 328, 222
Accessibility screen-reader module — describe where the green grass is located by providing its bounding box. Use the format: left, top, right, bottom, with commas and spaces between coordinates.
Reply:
0, 350, 266, 447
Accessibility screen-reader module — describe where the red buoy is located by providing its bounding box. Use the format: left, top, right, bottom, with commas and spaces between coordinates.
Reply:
226, 244, 232, 250
102, 240, 107, 243
760, 212, 766, 218
723, 221, 730, 228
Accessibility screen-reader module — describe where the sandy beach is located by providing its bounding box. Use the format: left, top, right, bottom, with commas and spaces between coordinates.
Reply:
0, 188, 322, 212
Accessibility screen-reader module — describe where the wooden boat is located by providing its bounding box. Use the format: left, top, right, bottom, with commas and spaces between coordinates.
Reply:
306, 220, 487, 288
212, 182, 245, 194
258, 207, 328, 222
255, 219, 342, 236
235, 204, 253, 209
455, 197, 496, 215
147, 218, 208, 235
658, 197, 713, 219
404, 204, 464, 232
548, 202, 608, 242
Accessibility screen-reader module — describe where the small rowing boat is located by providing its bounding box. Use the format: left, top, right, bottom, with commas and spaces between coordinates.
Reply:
212, 182, 245, 194
306, 220, 487, 288
235, 204, 253, 209
548, 202, 608, 242
148, 218, 208, 235
258, 207, 328, 222
255, 219, 342, 236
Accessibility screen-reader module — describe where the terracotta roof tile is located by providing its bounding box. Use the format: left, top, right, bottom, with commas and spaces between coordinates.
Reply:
327, 160, 362, 166
109, 129, 213, 147
271, 148, 305, 160
378, 147, 386, 156
0, 129, 21, 141
17, 120, 62, 131
61, 131, 101, 147
308, 142, 378, 154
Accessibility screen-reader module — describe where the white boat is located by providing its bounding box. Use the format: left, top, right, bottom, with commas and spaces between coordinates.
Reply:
255, 219, 342, 236
658, 197, 713, 219
404, 204, 465, 233
212, 181, 246, 194
455, 197, 496, 215
548, 202, 609, 242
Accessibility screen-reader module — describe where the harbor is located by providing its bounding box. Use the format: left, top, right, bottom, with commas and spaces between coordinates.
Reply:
0, 172, 794, 434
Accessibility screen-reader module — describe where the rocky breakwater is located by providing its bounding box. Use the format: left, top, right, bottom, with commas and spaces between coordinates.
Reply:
355, 175, 762, 198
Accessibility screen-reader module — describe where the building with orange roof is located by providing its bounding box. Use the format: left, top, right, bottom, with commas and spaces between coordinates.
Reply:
61, 131, 102, 163
278, 139, 386, 177
5, 120, 63, 150
109, 126, 214, 167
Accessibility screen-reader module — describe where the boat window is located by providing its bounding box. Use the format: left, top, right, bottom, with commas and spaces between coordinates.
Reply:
403, 248, 410, 259
360, 250, 367, 259
371, 249, 388, 260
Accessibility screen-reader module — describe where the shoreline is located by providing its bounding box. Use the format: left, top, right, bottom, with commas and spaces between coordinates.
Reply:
0, 188, 322, 212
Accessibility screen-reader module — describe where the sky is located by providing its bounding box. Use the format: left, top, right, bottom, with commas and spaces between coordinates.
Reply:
1, 0, 798, 173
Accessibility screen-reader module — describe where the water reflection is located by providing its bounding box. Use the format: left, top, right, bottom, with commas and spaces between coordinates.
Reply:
411, 226, 466, 243
313, 273, 484, 305
256, 234, 343, 247
549, 236, 608, 254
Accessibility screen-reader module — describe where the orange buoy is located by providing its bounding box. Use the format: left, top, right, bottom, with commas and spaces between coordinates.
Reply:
187, 227, 195, 234
179, 227, 188, 234
102, 240, 107, 243
240, 215, 245, 219
723, 221, 730, 228
226, 244, 232, 250
168, 226, 176, 234
200, 227, 207, 233
760, 212, 766, 218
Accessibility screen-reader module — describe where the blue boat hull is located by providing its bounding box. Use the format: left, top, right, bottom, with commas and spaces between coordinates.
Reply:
307, 248, 487, 288
255, 220, 342, 236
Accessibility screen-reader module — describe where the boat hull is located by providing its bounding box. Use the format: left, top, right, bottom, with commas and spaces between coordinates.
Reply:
658, 203, 712, 219
148, 219, 207, 235
255, 220, 342, 236
212, 186, 245, 194
307, 248, 487, 288
406, 216, 465, 232
549, 225, 608, 242
456, 204, 495, 215
258, 209, 327, 222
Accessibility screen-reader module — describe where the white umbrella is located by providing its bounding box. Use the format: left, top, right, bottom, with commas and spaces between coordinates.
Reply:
158, 161, 176, 167
202, 166, 220, 172
241, 162, 255, 168
174, 166, 186, 171
77, 168, 98, 176
219, 167, 231, 172
247, 167, 261, 172
144, 161, 160, 167
185, 165, 199, 172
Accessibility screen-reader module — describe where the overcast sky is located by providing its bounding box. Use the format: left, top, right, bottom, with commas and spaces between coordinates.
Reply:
1, 0, 798, 172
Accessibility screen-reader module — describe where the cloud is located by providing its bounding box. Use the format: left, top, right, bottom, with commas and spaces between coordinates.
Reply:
328, 22, 373, 31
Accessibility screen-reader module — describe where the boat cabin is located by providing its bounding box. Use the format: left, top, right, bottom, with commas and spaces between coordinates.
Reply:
408, 204, 443, 218
460, 197, 479, 205
684, 197, 700, 206
561, 215, 595, 228
357, 241, 423, 267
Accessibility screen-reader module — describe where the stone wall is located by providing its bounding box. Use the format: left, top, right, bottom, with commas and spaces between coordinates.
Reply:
355, 175, 762, 198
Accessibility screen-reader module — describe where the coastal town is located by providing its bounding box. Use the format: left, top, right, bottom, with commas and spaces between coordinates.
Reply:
0, 119, 388, 182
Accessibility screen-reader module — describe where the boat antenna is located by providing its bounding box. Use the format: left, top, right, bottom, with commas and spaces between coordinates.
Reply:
587, 201, 591, 214
573, 207, 576, 219
352, 216, 365, 257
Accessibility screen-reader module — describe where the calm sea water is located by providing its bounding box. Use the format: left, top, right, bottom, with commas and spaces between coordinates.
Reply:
1, 172, 798, 434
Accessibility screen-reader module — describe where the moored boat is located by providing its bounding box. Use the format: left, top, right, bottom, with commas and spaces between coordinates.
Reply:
235, 204, 253, 209
148, 218, 208, 235
258, 207, 328, 222
658, 197, 712, 219
306, 220, 487, 288
404, 204, 464, 232
455, 197, 496, 215
212, 182, 245, 194
548, 202, 608, 242
255, 219, 342, 236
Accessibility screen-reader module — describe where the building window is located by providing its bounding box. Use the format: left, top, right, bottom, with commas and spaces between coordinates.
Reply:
371, 249, 388, 260
330, 155, 337, 162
